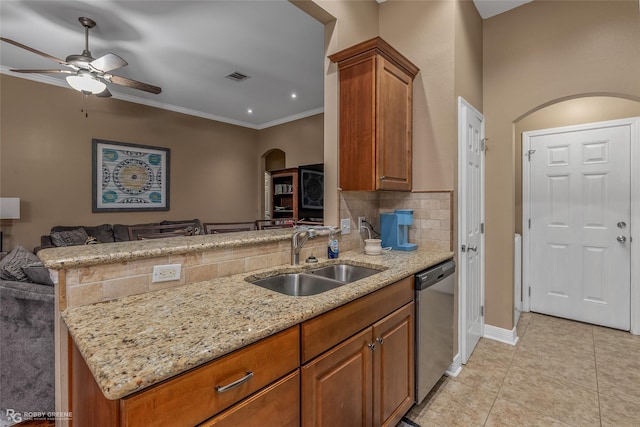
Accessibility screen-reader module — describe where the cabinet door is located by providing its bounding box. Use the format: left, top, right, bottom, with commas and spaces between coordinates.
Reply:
200, 370, 300, 427
338, 55, 377, 191
372, 302, 415, 427
376, 57, 413, 191
301, 328, 373, 427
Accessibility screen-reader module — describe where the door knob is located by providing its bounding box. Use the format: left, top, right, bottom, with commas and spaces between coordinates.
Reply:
617, 235, 627, 243
468, 245, 478, 252
617, 221, 627, 229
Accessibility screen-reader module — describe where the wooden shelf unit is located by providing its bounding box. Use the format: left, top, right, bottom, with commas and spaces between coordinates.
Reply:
271, 168, 298, 221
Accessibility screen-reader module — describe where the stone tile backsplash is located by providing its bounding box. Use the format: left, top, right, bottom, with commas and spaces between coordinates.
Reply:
340, 190, 453, 252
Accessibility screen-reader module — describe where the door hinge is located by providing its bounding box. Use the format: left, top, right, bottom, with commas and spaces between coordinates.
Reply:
528, 219, 531, 229
528, 287, 531, 297
526, 149, 536, 161
480, 305, 484, 317
480, 223, 485, 234
481, 138, 488, 152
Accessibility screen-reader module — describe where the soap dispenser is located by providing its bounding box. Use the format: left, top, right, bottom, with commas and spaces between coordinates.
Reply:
328, 229, 339, 259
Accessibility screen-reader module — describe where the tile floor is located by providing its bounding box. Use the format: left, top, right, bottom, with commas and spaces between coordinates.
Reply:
405, 312, 640, 427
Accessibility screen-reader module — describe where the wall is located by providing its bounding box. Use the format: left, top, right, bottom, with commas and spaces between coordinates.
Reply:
257, 113, 324, 169
483, 0, 640, 330
0, 75, 324, 250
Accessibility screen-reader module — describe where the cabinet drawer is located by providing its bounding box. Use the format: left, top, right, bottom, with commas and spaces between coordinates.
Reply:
301, 276, 413, 363
200, 370, 300, 427
121, 326, 300, 427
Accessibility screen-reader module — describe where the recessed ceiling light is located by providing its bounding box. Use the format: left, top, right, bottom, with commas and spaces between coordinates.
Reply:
291, 93, 297, 99
247, 109, 253, 114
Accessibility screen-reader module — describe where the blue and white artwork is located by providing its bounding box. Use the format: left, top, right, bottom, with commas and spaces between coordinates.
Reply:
92, 139, 170, 212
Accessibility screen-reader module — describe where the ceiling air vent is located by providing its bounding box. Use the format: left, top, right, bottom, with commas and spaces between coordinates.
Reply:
225, 71, 250, 82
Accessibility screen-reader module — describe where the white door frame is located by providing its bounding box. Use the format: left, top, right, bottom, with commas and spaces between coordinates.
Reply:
522, 117, 640, 335
457, 97, 485, 363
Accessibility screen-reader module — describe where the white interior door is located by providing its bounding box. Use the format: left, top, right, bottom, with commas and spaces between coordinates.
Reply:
458, 97, 484, 364
527, 123, 631, 330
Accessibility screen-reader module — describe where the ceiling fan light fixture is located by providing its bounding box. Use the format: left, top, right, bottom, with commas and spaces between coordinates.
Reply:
66, 72, 106, 95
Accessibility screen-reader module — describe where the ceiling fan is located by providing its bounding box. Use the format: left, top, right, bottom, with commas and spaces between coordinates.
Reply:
1, 16, 161, 97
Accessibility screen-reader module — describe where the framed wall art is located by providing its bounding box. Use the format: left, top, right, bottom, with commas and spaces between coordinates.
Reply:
92, 139, 170, 212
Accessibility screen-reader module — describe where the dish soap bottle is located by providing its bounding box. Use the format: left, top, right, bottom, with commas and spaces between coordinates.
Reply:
328, 229, 339, 259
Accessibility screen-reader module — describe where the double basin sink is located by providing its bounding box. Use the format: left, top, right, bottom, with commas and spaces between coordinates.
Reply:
247, 263, 383, 297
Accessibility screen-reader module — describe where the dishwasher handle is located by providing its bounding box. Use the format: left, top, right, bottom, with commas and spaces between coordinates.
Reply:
415, 259, 455, 290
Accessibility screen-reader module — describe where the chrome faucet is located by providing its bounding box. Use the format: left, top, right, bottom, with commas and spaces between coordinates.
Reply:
291, 229, 317, 265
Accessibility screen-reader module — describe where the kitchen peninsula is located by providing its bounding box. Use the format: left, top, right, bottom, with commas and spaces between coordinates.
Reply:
41, 231, 453, 426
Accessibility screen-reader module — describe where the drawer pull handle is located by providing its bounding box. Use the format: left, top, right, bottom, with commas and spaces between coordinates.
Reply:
215, 371, 254, 393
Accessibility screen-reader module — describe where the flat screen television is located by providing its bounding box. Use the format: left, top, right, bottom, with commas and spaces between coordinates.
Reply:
298, 163, 323, 221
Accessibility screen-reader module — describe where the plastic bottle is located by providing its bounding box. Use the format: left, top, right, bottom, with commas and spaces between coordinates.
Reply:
328, 230, 339, 259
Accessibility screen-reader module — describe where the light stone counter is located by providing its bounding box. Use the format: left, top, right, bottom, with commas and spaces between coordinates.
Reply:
38, 228, 294, 270
62, 248, 453, 400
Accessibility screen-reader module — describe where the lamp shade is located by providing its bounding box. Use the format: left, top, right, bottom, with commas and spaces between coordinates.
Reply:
66, 73, 107, 95
0, 198, 20, 219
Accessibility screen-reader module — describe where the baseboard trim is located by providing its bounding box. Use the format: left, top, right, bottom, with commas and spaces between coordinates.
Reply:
445, 352, 462, 377
484, 323, 519, 346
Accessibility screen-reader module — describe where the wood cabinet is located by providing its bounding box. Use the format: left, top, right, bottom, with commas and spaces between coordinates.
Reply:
270, 168, 298, 221
301, 277, 415, 427
70, 276, 415, 427
71, 326, 299, 427
329, 37, 419, 192
201, 370, 300, 427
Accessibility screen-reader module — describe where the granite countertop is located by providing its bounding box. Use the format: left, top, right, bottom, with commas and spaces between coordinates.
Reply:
38, 228, 295, 269
62, 248, 453, 400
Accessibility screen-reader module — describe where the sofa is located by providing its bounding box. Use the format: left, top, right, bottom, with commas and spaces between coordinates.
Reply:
0, 247, 55, 418
35, 218, 204, 253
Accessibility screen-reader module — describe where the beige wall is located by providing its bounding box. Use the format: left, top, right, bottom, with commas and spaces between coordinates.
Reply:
483, 0, 640, 329
257, 113, 324, 169
0, 75, 323, 250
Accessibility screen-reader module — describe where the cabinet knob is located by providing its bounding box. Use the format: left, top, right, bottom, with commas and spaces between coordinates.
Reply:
379, 176, 387, 181
376, 337, 384, 345
367, 343, 376, 351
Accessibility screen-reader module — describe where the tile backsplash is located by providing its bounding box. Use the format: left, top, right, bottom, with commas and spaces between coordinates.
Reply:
340, 190, 453, 252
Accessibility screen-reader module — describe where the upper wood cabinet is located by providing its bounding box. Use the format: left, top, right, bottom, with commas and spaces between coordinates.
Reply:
329, 37, 419, 191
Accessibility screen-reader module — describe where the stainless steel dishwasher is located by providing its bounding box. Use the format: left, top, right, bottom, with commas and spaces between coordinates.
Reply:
415, 259, 455, 404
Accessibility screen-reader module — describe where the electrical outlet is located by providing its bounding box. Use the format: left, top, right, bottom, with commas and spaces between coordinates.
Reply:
340, 218, 351, 235
358, 217, 366, 232
152, 264, 182, 282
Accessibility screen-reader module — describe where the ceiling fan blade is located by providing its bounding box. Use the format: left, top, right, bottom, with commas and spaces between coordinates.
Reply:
1, 37, 69, 66
96, 87, 112, 98
10, 69, 74, 74
90, 53, 127, 73
107, 75, 162, 94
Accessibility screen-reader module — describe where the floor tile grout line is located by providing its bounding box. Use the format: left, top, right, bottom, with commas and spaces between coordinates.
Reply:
592, 325, 603, 427
482, 314, 528, 426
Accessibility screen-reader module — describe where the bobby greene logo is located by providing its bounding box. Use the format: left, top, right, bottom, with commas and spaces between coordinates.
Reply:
4, 409, 72, 422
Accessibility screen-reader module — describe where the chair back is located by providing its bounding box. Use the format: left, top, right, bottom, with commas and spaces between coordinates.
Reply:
255, 218, 296, 230
127, 223, 198, 240
203, 222, 256, 234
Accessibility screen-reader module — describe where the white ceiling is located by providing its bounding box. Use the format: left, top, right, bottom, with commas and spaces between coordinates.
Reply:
473, 0, 533, 19
0, 0, 325, 129
0, 1, 529, 130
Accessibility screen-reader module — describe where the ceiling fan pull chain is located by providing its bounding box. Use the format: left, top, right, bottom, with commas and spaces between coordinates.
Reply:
81, 93, 89, 118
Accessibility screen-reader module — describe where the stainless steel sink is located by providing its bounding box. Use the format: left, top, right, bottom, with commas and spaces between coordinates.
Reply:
250, 273, 345, 297
247, 263, 383, 296
308, 264, 381, 283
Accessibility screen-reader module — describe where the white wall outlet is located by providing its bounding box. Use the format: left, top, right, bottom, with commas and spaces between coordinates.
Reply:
152, 264, 182, 282
340, 218, 351, 234
358, 217, 366, 232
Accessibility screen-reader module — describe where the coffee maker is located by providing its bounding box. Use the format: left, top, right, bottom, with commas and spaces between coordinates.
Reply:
380, 209, 417, 251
